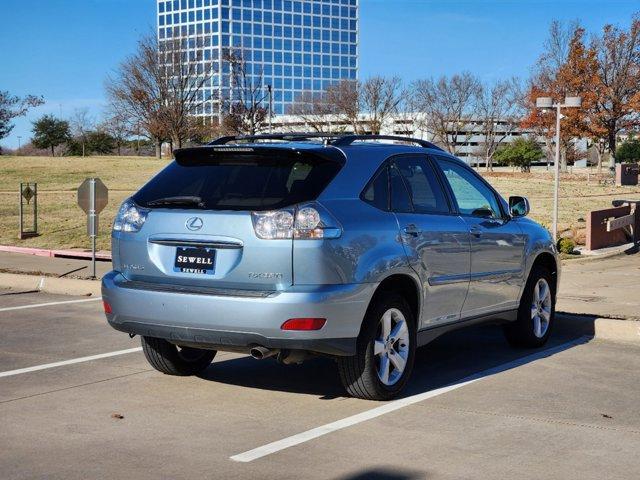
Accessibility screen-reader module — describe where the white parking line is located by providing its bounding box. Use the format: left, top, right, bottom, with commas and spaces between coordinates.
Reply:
231, 337, 588, 463
0, 347, 143, 378
0, 297, 102, 313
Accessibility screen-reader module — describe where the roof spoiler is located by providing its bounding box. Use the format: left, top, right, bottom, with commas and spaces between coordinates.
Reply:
173, 145, 345, 165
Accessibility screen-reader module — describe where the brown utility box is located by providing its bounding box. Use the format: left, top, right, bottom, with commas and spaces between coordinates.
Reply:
615, 163, 639, 186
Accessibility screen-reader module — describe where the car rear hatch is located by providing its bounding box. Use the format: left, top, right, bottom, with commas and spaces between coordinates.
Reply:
115, 144, 343, 291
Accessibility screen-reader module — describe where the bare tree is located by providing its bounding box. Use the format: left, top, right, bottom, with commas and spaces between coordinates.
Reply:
476, 78, 523, 170
106, 35, 167, 158
100, 107, 131, 156
395, 82, 429, 138
106, 34, 213, 157
157, 36, 213, 148
287, 79, 364, 134
414, 72, 481, 154
325, 79, 361, 133
287, 91, 337, 133
222, 49, 268, 135
69, 107, 94, 157
359, 76, 404, 135
0, 91, 44, 141
537, 20, 578, 83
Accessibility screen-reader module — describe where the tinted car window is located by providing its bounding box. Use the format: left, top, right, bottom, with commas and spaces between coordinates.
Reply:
362, 166, 389, 211
394, 156, 449, 214
134, 155, 341, 211
436, 158, 501, 218
390, 164, 413, 213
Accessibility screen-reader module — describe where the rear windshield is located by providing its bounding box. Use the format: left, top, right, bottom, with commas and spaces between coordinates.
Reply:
133, 154, 342, 211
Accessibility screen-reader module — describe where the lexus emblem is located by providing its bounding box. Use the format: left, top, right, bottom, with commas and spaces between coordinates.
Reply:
185, 216, 204, 231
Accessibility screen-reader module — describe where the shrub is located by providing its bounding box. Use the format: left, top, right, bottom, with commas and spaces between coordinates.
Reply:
494, 138, 544, 172
557, 237, 576, 254
616, 139, 640, 163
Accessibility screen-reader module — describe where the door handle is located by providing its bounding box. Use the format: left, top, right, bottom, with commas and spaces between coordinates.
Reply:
470, 226, 482, 237
403, 224, 421, 236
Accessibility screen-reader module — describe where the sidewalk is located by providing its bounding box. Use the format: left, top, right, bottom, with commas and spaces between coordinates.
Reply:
557, 252, 640, 320
0, 250, 112, 280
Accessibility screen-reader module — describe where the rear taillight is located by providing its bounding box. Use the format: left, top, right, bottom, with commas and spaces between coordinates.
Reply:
103, 300, 113, 314
113, 198, 149, 233
281, 318, 327, 331
251, 202, 341, 240
252, 209, 295, 239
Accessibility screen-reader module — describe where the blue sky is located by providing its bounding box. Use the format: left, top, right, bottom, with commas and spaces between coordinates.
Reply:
1, 0, 638, 148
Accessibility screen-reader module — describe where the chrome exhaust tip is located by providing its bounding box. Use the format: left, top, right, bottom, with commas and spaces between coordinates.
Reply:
250, 346, 278, 360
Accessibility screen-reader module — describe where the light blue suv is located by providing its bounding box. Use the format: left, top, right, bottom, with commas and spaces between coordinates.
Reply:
102, 134, 559, 400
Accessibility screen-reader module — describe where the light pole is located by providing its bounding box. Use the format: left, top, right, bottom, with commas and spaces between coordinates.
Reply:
266, 84, 273, 133
536, 96, 582, 242
17, 136, 22, 155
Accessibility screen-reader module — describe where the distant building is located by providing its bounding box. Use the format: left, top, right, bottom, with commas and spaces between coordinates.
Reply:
157, 0, 359, 119
269, 113, 545, 166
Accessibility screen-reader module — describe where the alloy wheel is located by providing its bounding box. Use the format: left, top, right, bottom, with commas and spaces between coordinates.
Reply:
531, 278, 552, 338
374, 308, 410, 386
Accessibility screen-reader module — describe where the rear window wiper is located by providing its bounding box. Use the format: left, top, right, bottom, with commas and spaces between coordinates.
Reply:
146, 196, 206, 208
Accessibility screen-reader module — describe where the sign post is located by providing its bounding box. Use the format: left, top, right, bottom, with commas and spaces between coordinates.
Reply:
19, 182, 38, 239
77, 178, 108, 279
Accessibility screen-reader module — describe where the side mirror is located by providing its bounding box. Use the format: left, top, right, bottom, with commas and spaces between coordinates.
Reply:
471, 207, 494, 218
509, 196, 530, 217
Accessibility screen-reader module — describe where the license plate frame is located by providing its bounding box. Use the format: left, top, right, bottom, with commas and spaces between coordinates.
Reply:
174, 247, 216, 275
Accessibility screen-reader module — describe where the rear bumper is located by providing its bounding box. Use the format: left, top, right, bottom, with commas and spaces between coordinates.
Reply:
101, 271, 376, 356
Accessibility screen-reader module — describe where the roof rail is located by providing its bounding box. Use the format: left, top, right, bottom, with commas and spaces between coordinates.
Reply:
330, 135, 444, 151
209, 133, 445, 151
209, 132, 339, 145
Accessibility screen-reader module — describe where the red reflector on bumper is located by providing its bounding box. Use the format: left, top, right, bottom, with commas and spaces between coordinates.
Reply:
103, 300, 113, 314
281, 318, 326, 331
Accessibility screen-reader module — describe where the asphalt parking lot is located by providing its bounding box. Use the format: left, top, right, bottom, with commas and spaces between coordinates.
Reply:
1, 289, 639, 480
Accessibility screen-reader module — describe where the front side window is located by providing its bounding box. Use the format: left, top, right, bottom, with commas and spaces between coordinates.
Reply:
393, 156, 449, 214
436, 158, 502, 218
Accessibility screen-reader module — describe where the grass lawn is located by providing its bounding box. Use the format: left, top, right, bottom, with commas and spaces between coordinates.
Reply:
483, 169, 640, 243
1, 155, 639, 251
0, 156, 169, 251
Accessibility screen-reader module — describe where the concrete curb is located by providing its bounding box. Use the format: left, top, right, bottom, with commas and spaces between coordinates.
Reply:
0, 273, 637, 345
564, 242, 637, 263
0, 245, 111, 261
0, 272, 101, 297
558, 313, 640, 345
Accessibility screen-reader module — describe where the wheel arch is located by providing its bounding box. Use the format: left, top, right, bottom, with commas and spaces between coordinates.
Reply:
529, 251, 559, 294
359, 273, 421, 339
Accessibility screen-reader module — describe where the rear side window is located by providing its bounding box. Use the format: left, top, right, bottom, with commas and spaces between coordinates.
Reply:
394, 156, 449, 214
390, 165, 413, 213
133, 154, 342, 211
362, 166, 389, 211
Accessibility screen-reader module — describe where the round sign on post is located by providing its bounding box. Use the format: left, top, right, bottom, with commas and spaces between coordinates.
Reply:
77, 178, 108, 279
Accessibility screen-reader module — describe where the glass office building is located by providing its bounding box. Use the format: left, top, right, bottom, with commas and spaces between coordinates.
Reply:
157, 0, 359, 117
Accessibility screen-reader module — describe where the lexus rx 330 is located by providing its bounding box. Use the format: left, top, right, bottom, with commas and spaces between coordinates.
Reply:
102, 134, 559, 400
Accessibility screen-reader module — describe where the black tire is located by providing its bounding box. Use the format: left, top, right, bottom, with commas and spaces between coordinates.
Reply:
141, 336, 216, 376
338, 293, 416, 400
504, 265, 556, 348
